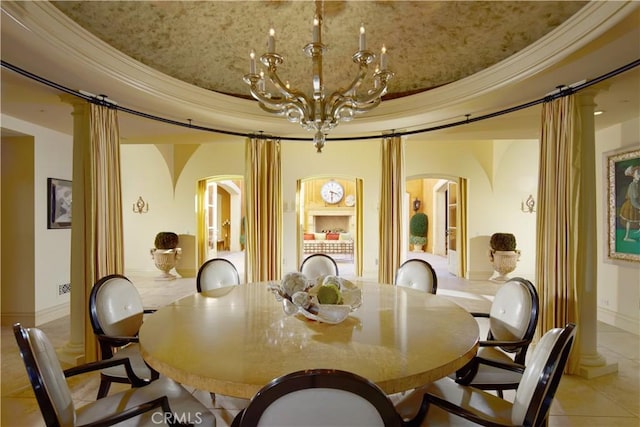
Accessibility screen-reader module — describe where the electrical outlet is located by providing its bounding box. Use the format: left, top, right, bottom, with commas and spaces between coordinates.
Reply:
599, 298, 609, 307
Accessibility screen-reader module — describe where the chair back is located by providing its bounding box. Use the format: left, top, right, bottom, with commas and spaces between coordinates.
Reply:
512, 323, 576, 426
488, 277, 539, 362
394, 259, 438, 294
197, 258, 240, 292
13, 323, 75, 427
233, 369, 402, 426
90, 274, 144, 355
299, 253, 339, 280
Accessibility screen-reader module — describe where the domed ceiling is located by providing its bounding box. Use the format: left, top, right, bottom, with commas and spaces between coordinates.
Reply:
50, 1, 586, 100
2, 1, 637, 143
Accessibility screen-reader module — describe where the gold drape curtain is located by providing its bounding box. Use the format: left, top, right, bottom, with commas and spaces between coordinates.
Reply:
355, 178, 364, 277
536, 95, 581, 373
196, 179, 207, 268
245, 137, 282, 282
378, 136, 405, 284
458, 178, 468, 278
73, 104, 124, 362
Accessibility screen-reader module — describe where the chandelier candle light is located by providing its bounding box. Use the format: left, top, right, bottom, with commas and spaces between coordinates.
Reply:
244, 12, 393, 153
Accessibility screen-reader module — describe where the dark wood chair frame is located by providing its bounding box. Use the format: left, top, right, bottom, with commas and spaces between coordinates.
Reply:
394, 258, 438, 294
232, 369, 428, 427
455, 276, 539, 396
196, 257, 241, 292
422, 323, 576, 427
89, 274, 159, 399
13, 323, 183, 427
299, 253, 339, 276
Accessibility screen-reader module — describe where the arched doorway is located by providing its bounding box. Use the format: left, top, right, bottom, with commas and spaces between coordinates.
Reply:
196, 176, 244, 280
297, 176, 363, 277
406, 176, 467, 278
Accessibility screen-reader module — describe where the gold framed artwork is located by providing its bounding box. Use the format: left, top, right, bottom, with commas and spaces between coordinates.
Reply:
47, 178, 72, 229
605, 146, 640, 263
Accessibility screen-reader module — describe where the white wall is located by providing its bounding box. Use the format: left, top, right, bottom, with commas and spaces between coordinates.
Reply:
121, 144, 186, 274
121, 139, 382, 276
595, 117, 640, 334
1, 114, 72, 325
404, 138, 539, 281
122, 137, 541, 281
121, 141, 246, 274
488, 140, 539, 279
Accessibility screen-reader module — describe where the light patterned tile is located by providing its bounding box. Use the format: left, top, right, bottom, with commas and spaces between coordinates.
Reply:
1, 251, 638, 426
588, 359, 640, 417
551, 375, 636, 417
0, 396, 45, 427
548, 415, 640, 426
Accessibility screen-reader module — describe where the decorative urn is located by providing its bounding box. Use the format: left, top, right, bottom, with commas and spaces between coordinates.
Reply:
150, 232, 182, 280
488, 233, 520, 282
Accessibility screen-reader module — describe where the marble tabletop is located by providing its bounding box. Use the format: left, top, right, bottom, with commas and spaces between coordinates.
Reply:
139, 281, 479, 399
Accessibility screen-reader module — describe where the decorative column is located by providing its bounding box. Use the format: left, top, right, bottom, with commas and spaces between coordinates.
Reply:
576, 90, 618, 379
56, 94, 90, 365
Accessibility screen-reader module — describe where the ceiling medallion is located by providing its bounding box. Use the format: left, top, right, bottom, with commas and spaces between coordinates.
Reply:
243, 4, 393, 153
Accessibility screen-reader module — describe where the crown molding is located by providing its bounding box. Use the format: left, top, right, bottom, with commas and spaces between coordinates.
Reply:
1, 1, 637, 137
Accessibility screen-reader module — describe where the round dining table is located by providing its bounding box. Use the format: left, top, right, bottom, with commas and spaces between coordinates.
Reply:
139, 281, 479, 399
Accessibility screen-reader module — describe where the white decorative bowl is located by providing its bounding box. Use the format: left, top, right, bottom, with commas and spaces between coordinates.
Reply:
270, 276, 362, 324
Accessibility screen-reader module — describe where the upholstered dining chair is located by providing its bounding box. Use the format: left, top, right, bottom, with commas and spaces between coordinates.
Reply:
299, 253, 339, 280
89, 274, 159, 399
395, 323, 576, 427
394, 259, 438, 294
197, 257, 241, 292
453, 277, 539, 396
231, 369, 428, 427
13, 323, 217, 427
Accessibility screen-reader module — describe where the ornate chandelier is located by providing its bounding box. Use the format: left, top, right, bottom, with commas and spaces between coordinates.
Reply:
243, 9, 393, 153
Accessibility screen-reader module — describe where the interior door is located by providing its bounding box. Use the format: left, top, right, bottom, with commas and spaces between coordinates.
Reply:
447, 181, 458, 276
206, 182, 218, 260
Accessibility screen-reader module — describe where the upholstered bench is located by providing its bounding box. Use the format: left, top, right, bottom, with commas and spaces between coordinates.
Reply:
303, 232, 353, 257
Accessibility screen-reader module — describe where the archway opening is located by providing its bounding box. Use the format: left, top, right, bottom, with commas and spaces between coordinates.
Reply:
298, 177, 362, 277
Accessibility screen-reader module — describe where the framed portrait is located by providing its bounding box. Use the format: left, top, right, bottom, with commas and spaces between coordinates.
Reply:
47, 178, 72, 229
605, 146, 640, 263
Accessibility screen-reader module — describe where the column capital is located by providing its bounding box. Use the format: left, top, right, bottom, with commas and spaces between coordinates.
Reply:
59, 94, 90, 113
576, 87, 603, 108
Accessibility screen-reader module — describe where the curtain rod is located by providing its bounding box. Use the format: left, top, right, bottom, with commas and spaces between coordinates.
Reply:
2, 58, 639, 142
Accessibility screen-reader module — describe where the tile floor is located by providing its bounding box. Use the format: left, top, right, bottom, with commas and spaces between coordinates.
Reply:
2, 252, 638, 426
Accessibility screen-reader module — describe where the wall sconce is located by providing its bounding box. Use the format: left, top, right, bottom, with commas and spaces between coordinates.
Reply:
412, 198, 421, 212
521, 194, 536, 213
133, 196, 149, 214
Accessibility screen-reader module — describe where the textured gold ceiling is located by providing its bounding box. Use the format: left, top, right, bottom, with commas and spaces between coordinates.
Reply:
51, 1, 587, 99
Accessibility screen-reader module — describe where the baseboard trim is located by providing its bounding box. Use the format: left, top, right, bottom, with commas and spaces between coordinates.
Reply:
1, 302, 68, 327
467, 270, 493, 281
1, 312, 35, 327
597, 307, 639, 335
36, 302, 70, 325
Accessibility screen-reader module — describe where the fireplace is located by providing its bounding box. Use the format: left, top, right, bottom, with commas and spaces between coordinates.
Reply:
315, 215, 349, 232
307, 210, 354, 233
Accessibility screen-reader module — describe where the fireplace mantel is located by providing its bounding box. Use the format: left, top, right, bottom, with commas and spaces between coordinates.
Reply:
308, 209, 354, 216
